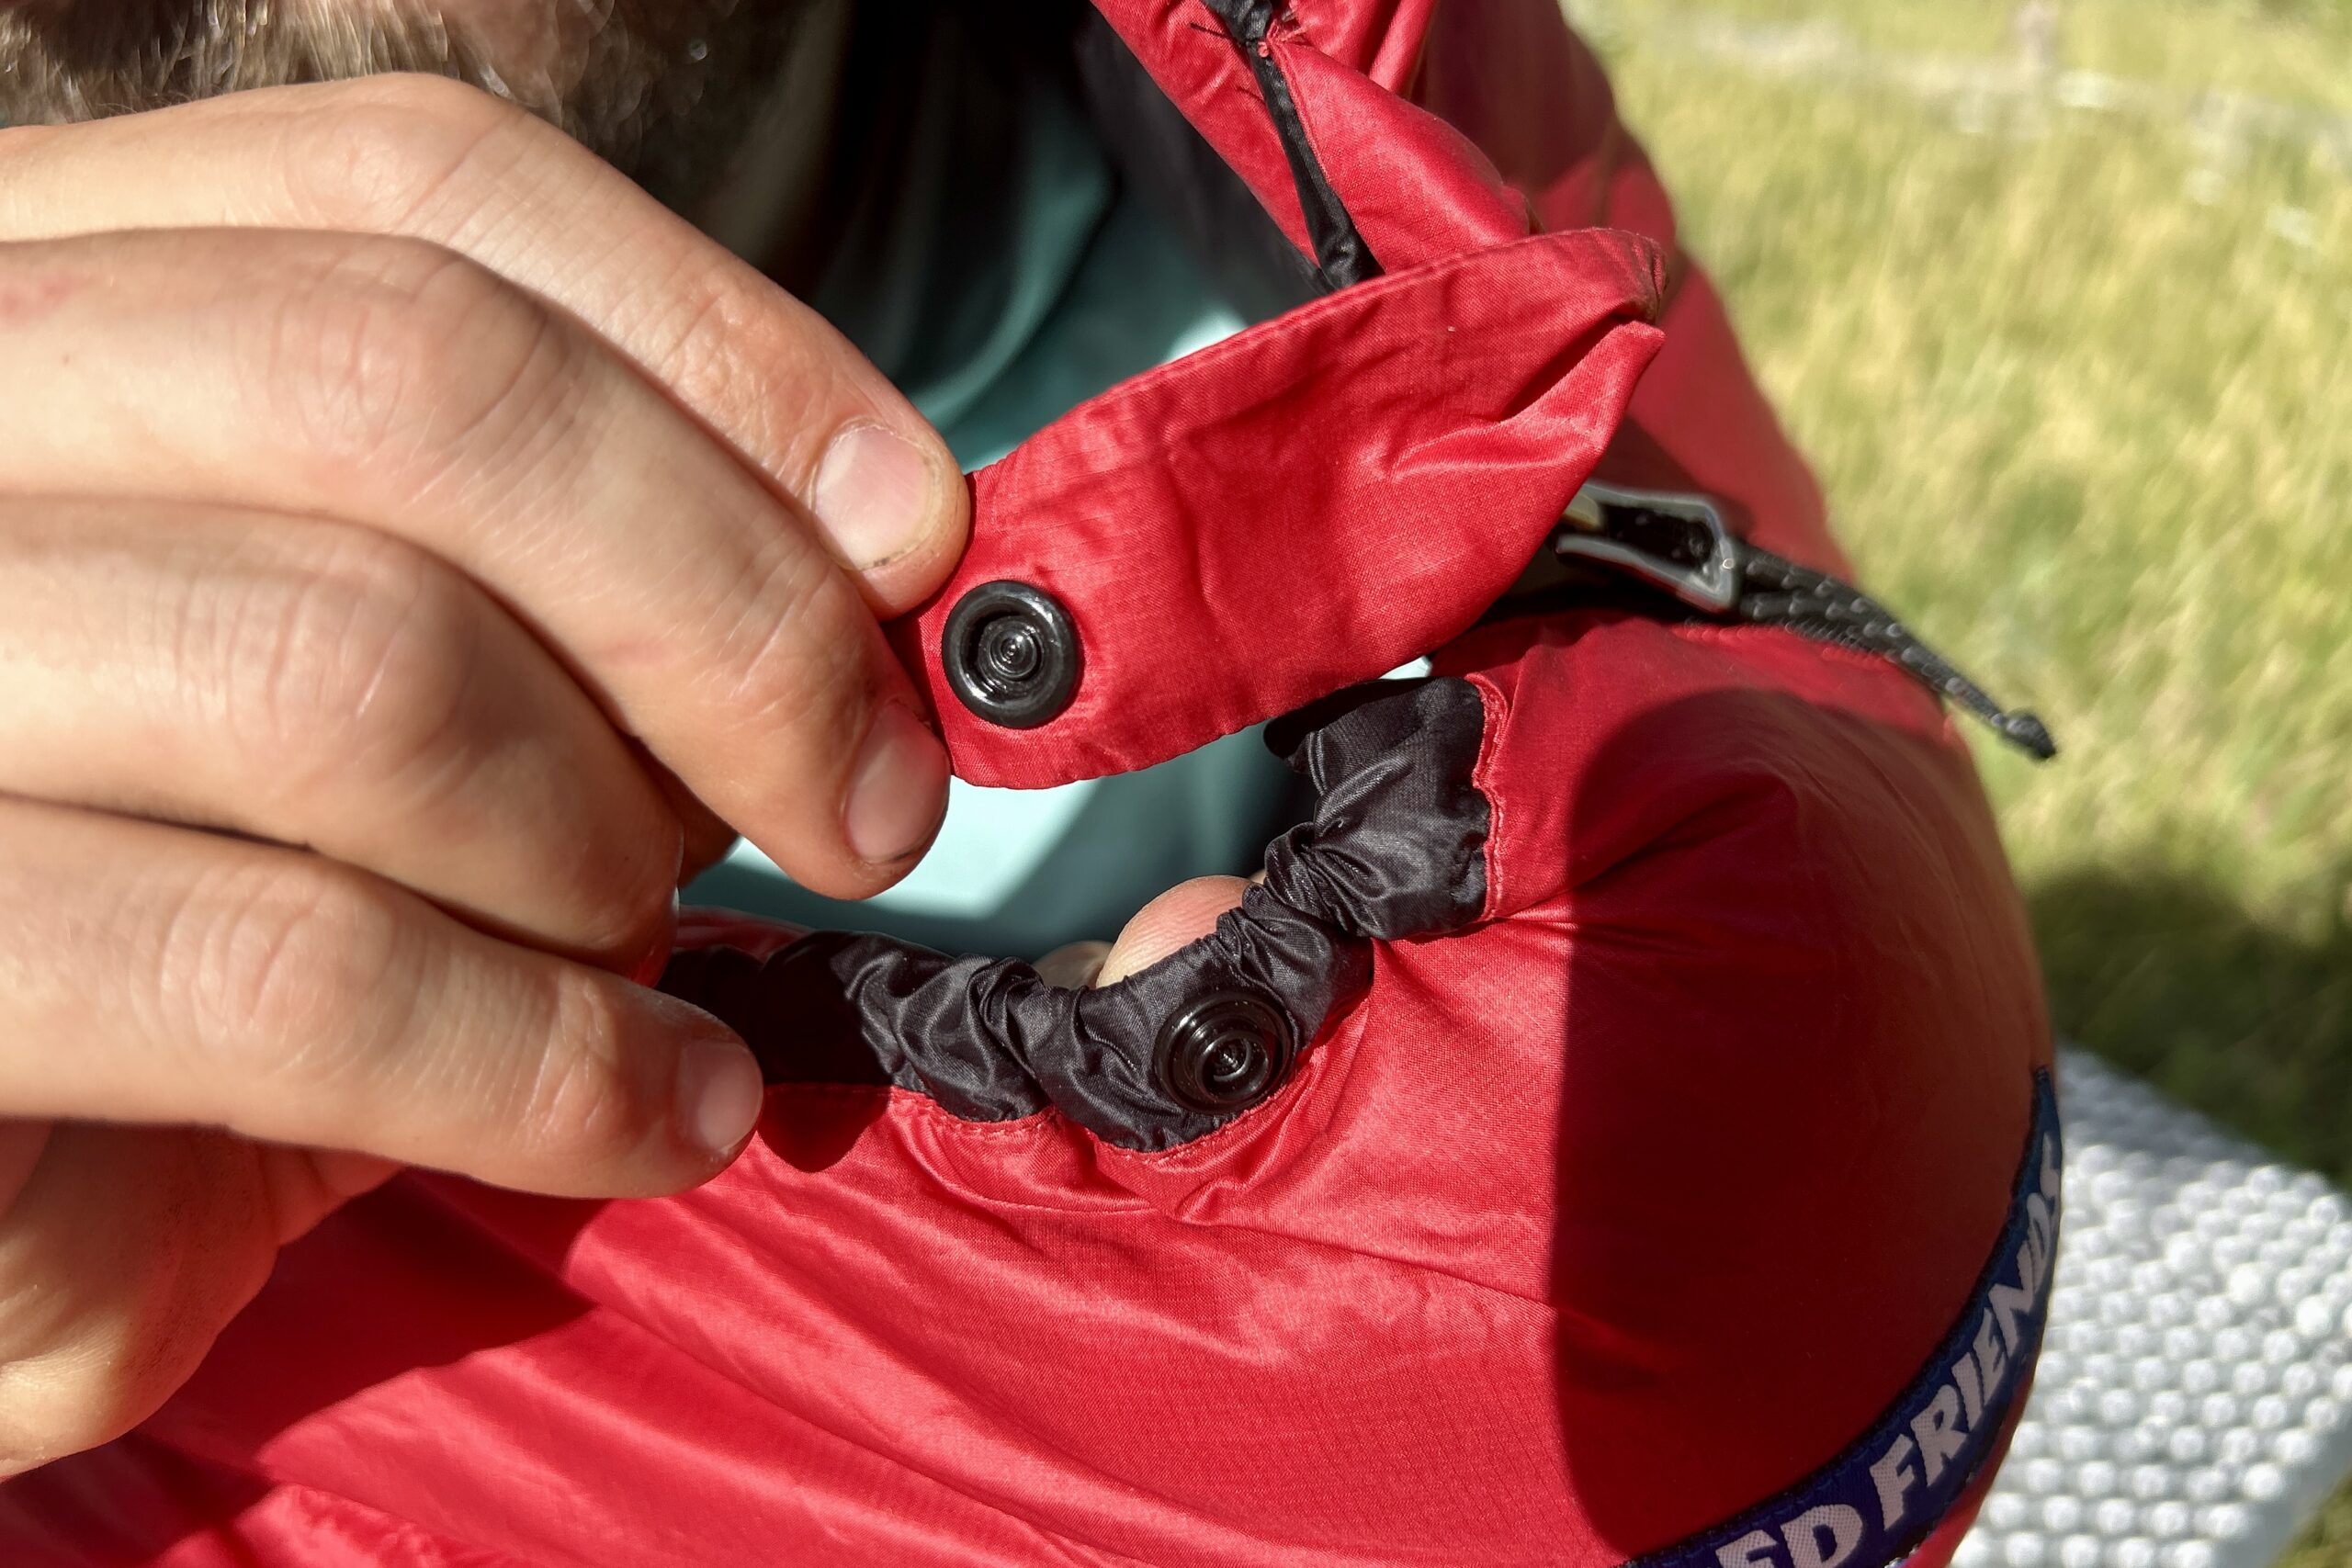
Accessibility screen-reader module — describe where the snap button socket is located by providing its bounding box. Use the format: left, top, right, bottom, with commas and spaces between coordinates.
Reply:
1154, 989, 1295, 1113
942, 581, 1080, 728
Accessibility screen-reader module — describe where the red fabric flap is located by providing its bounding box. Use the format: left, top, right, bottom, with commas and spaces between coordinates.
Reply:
1272, 32, 1533, 268
1283, 0, 1442, 85
893, 229, 1667, 789
1092, 1, 1536, 270
1091, 0, 1318, 257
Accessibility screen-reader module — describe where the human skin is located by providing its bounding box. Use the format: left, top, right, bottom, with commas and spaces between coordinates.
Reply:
0, 62, 982, 1469
0, 6, 1248, 1473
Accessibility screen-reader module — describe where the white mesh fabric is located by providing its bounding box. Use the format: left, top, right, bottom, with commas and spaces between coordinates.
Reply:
1957, 1051, 2352, 1568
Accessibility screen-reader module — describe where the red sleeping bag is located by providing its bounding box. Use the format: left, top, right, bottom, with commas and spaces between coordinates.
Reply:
0, 3, 2059, 1563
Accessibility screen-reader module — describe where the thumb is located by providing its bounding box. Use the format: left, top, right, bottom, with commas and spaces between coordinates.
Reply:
1091, 876, 1254, 987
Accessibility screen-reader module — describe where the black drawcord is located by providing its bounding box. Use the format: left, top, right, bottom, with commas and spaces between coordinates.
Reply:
1733, 546, 2057, 761
1550, 488, 2057, 761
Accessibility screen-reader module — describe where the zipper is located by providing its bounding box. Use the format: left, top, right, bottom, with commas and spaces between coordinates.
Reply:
1554, 484, 2056, 761
1197, 0, 1381, 289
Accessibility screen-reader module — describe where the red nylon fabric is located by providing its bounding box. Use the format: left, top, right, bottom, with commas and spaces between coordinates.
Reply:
1274, 37, 1535, 265
921, 0, 1630, 790
922, 0, 1839, 791
1405, 3, 1846, 570
896, 229, 1663, 788
1, 618, 2045, 1567
1293, 0, 1845, 568
1089, 0, 1536, 265
1088, 1, 1323, 259
0, 3, 2051, 1562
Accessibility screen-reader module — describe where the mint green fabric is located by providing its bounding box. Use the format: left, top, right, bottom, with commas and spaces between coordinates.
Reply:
684, 68, 1295, 959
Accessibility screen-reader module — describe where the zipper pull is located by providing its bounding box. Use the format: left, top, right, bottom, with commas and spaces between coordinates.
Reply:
1554, 485, 2056, 761
1733, 545, 2056, 761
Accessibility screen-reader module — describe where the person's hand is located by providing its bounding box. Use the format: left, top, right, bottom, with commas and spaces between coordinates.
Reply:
1033, 877, 1258, 990
0, 75, 968, 1472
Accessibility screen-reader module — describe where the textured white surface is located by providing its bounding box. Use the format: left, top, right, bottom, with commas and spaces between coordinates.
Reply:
1958, 1051, 2352, 1567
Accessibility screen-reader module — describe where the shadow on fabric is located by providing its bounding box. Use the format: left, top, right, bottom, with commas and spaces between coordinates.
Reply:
1548, 683, 2039, 1556
0, 1179, 605, 1562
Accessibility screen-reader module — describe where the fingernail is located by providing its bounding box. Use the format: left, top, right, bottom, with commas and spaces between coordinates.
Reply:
674, 1033, 764, 1160
812, 423, 938, 570
845, 701, 950, 865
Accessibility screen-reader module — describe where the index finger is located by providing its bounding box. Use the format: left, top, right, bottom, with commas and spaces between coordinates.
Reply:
0, 74, 972, 613
0, 225, 948, 896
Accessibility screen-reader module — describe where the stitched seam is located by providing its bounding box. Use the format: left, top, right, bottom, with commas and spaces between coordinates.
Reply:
767, 1082, 1060, 1144
763, 1065, 1313, 1162
1464, 671, 1512, 923
989, 228, 1646, 418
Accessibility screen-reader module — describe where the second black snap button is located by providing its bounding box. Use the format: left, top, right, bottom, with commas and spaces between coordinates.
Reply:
1154, 989, 1296, 1113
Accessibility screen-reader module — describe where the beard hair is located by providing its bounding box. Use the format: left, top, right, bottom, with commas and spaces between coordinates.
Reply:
0, 0, 808, 209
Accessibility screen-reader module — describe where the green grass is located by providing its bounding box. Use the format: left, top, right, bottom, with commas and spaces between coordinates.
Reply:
1588, 0, 2352, 106
1580, 1, 2352, 1555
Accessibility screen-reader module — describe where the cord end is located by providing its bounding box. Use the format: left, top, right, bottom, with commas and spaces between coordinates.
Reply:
1998, 711, 2059, 762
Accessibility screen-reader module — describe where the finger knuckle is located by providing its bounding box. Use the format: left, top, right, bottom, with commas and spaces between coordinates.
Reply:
216, 530, 483, 805
707, 539, 873, 746
163, 861, 415, 1100
627, 264, 880, 499
341, 70, 522, 128
520, 972, 662, 1170
280, 75, 528, 232
254, 234, 579, 484
642, 273, 748, 395
639, 278, 797, 462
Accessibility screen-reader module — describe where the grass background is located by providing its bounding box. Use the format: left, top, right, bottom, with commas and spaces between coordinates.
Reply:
1574, 0, 2351, 1553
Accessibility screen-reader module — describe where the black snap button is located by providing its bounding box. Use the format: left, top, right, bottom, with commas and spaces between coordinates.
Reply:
1154, 989, 1296, 1113
942, 581, 1080, 729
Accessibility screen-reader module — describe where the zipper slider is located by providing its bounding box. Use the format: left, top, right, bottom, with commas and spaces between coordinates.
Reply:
1557, 482, 1745, 611
1553, 485, 2057, 761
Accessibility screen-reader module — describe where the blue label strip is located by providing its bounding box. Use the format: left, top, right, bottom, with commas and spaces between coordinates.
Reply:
1632, 1069, 2062, 1568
